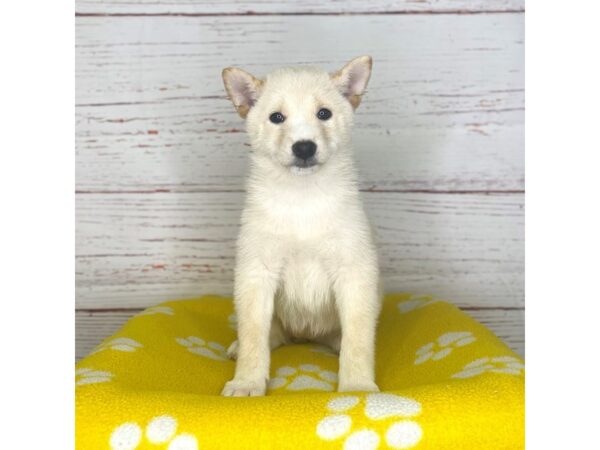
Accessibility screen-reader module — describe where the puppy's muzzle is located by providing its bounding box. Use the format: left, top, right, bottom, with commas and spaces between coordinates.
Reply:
291, 140, 317, 168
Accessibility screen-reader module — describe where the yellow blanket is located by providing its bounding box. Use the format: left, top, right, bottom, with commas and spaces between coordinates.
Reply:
76, 294, 524, 449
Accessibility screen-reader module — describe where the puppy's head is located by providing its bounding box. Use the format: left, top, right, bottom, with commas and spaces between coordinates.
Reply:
222, 56, 372, 175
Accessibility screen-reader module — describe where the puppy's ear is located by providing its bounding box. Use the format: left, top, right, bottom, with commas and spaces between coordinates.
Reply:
331, 56, 372, 109
222, 67, 263, 118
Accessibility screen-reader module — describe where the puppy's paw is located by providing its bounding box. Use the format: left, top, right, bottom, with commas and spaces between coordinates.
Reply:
337, 380, 380, 393
221, 379, 266, 397
226, 340, 238, 360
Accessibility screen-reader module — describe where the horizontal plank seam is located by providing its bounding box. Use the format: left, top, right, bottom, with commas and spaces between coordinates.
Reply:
76, 97, 523, 108
75, 189, 525, 195
77, 308, 144, 313
462, 306, 524, 311
76, 306, 524, 313
75, 10, 524, 18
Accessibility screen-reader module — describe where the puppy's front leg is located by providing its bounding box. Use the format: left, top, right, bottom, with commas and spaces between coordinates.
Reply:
335, 269, 381, 392
222, 265, 277, 397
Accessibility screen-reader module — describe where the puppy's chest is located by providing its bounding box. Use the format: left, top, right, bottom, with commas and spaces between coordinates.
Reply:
259, 193, 345, 241
276, 247, 339, 336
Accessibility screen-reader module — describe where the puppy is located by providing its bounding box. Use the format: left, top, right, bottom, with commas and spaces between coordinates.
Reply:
221, 56, 381, 397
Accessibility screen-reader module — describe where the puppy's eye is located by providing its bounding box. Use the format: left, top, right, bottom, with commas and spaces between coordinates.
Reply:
269, 112, 285, 124
317, 108, 332, 121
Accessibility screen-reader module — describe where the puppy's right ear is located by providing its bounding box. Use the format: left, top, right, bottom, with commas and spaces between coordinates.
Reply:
222, 67, 263, 118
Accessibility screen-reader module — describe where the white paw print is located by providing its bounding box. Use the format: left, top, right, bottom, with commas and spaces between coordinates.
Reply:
414, 331, 476, 365
452, 356, 525, 379
176, 336, 228, 361
397, 296, 439, 314
91, 337, 143, 355
138, 306, 174, 317
227, 312, 237, 331
110, 415, 198, 450
268, 364, 338, 392
316, 393, 423, 449
76, 367, 114, 386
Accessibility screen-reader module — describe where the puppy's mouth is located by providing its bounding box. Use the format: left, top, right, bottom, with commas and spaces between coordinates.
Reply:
291, 157, 318, 169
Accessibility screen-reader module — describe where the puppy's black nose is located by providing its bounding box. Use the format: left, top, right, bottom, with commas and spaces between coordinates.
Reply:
292, 140, 317, 160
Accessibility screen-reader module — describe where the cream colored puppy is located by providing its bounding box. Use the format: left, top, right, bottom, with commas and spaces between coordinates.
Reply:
221, 56, 381, 397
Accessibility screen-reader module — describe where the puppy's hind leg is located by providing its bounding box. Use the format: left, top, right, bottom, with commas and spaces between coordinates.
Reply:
227, 317, 288, 360
313, 332, 341, 354
226, 340, 239, 360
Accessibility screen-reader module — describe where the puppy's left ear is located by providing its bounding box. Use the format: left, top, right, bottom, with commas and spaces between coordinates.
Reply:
222, 67, 263, 118
331, 56, 372, 109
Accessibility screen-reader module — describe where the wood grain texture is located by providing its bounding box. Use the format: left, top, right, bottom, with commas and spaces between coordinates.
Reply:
76, 192, 524, 309
75, 308, 524, 361
76, 310, 134, 361
75, 9, 525, 360
75, 0, 524, 15
465, 308, 524, 358
76, 14, 524, 192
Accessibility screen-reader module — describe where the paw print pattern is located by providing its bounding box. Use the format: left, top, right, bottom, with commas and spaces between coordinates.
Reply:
397, 296, 439, 314
452, 356, 525, 379
110, 415, 198, 450
176, 336, 228, 361
138, 306, 174, 317
227, 313, 237, 331
91, 337, 143, 355
316, 393, 423, 449
414, 331, 476, 365
268, 364, 338, 392
76, 367, 114, 386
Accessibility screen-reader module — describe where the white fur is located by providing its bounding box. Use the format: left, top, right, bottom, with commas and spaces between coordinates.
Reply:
221, 56, 381, 397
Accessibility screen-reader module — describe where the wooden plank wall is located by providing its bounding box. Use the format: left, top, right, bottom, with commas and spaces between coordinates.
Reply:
75, 0, 525, 360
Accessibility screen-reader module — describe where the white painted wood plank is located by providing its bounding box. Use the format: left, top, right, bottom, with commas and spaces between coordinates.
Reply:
75, 308, 524, 361
466, 308, 524, 358
76, 14, 524, 192
76, 311, 134, 361
75, 0, 524, 15
76, 192, 523, 309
